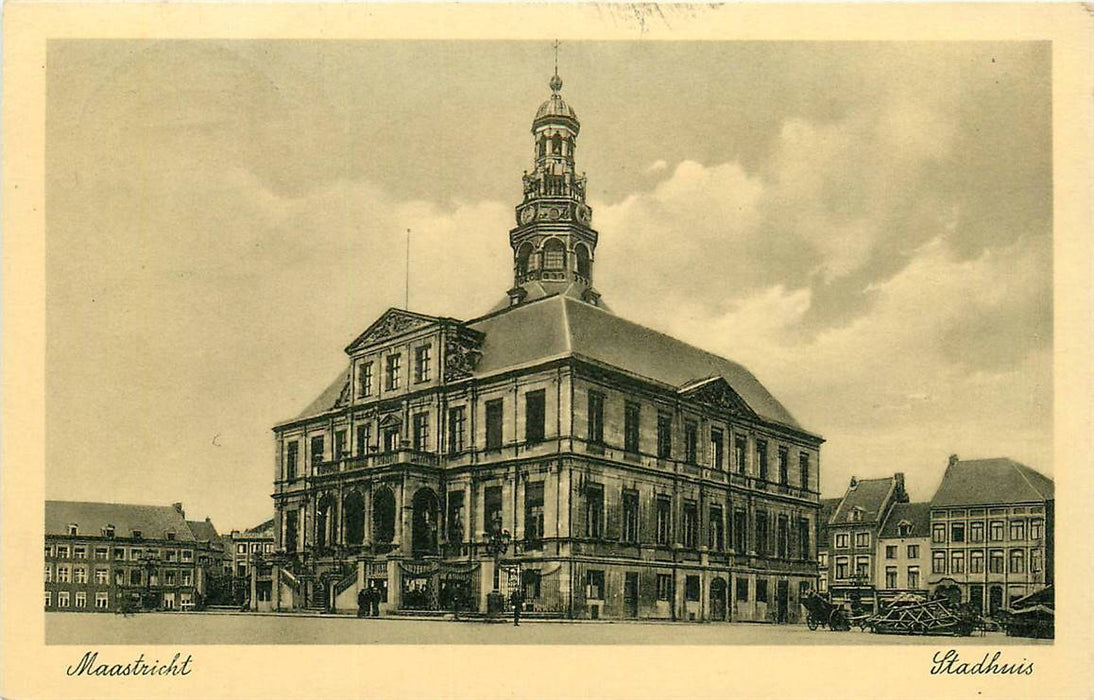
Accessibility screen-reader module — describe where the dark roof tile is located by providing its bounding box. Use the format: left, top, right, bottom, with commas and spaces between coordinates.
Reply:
931, 458, 1053, 507
46, 501, 195, 541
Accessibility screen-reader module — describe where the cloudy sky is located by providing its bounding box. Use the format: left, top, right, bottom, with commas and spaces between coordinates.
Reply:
47, 40, 1051, 530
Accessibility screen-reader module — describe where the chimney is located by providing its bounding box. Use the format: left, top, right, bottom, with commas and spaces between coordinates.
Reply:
894, 472, 908, 503
172, 502, 185, 517
849, 476, 858, 489
948, 454, 960, 469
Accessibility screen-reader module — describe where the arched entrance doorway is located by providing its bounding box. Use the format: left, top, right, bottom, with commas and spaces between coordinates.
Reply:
316, 494, 336, 552
411, 488, 439, 558
710, 578, 728, 621
343, 490, 365, 547
372, 487, 396, 550
988, 585, 1005, 615
934, 580, 962, 607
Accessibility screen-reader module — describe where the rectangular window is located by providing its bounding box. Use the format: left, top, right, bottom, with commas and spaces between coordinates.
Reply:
951, 523, 965, 543
447, 491, 466, 543
165, 570, 177, 585
932, 523, 946, 544
385, 354, 401, 391
1030, 549, 1043, 573
484, 486, 503, 533
57, 545, 69, 558
58, 591, 70, 608
44, 565, 51, 582
736, 577, 750, 601
310, 435, 324, 466
335, 429, 347, 459
709, 505, 724, 551
778, 446, 789, 485
835, 532, 849, 549
182, 571, 192, 586
684, 421, 698, 464
907, 566, 920, 589
356, 424, 370, 456
886, 545, 897, 559
412, 412, 429, 451
1009, 549, 1025, 573
855, 532, 870, 548
755, 512, 769, 555
622, 490, 640, 544
710, 428, 724, 470
932, 551, 946, 574
624, 402, 640, 453
165, 550, 177, 562
819, 552, 829, 568
94, 547, 108, 560
1010, 520, 1026, 541
114, 569, 124, 585
585, 484, 604, 539
907, 544, 919, 559
73, 567, 87, 584
95, 568, 108, 584
776, 515, 789, 559
734, 509, 748, 553
485, 399, 504, 450
950, 551, 965, 574
756, 579, 768, 603
735, 437, 747, 474
358, 361, 373, 397
885, 567, 897, 588
970, 521, 984, 542
799, 452, 810, 489
970, 550, 984, 574
586, 570, 605, 600
74, 546, 87, 559
656, 413, 672, 458
96, 592, 109, 609
414, 345, 431, 383
798, 518, 810, 559
685, 575, 701, 601
835, 557, 849, 579
587, 390, 605, 445
525, 390, 546, 443
656, 497, 672, 546
656, 574, 673, 601
855, 556, 870, 577
448, 406, 466, 455
990, 549, 1005, 574
756, 440, 768, 481
130, 569, 142, 586
524, 482, 545, 546
682, 501, 698, 548
286, 441, 299, 480
989, 520, 1005, 541
57, 565, 70, 583
46, 592, 52, 607
1030, 519, 1044, 540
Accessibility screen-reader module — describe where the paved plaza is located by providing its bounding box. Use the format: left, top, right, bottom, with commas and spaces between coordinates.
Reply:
46, 612, 1050, 646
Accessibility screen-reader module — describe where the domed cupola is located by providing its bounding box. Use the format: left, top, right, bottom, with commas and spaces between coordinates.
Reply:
533, 74, 580, 133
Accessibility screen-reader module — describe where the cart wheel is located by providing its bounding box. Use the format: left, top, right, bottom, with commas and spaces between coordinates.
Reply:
807, 615, 819, 631
829, 609, 848, 631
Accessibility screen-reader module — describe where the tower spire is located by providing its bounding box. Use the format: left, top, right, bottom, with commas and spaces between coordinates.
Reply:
550, 40, 563, 93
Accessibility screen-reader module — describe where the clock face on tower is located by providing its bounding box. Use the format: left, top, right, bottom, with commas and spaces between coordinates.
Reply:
519, 206, 536, 225
575, 203, 591, 225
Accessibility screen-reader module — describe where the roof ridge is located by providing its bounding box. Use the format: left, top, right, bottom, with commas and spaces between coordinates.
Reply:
1010, 459, 1050, 500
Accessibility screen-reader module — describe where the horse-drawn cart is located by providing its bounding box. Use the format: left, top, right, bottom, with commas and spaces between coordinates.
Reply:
802, 592, 852, 631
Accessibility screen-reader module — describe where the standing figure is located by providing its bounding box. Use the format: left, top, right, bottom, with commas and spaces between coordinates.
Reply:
370, 585, 381, 617
510, 588, 523, 627
356, 588, 367, 618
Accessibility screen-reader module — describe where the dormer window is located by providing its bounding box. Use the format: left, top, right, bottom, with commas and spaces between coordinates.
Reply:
897, 522, 912, 537
103, 525, 115, 538
165, 531, 176, 541
131, 530, 143, 540
67, 524, 78, 536
849, 508, 864, 523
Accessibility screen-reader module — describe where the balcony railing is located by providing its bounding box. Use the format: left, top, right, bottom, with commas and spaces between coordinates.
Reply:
310, 449, 440, 477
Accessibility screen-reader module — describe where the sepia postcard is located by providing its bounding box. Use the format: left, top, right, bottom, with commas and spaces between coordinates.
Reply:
3, 3, 1092, 698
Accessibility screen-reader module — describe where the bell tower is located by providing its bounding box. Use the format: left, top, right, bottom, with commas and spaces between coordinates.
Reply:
506, 50, 603, 309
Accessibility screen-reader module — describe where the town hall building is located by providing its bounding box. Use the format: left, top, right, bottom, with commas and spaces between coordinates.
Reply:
261, 68, 824, 622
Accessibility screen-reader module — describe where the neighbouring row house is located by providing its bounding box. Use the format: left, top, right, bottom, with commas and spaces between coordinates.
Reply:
262, 68, 824, 622
818, 456, 1053, 617
45, 501, 218, 612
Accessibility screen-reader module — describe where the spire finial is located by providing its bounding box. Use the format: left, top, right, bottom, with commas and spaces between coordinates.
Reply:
549, 39, 562, 93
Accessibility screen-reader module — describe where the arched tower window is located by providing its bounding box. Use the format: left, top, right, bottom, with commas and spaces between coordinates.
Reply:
537, 137, 546, 158
373, 487, 396, 544
551, 134, 563, 155
543, 239, 566, 270
575, 243, 591, 279
344, 491, 365, 546
516, 242, 534, 277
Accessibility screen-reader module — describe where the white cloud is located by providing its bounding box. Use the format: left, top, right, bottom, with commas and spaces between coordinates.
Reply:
645, 159, 667, 173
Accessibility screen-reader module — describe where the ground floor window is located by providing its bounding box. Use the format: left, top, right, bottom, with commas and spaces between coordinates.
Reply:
756, 579, 769, 604
685, 575, 700, 601
656, 574, 673, 601
58, 591, 70, 607
96, 592, 109, 608
818, 578, 828, 593
736, 577, 749, 602
45, 591, 52, 607
163, 593, 176, 609
75, 591, 87, 608
180, 592, 193, 606
586, 570, 605, 600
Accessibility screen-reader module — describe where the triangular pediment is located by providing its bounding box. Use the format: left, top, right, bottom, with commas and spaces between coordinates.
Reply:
345, 308, 442, 354
678, 376, 757, 418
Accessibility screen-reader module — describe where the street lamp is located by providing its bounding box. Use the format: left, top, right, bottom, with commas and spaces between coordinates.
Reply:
140, 552, 159, 610
484, 513, 511, 616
